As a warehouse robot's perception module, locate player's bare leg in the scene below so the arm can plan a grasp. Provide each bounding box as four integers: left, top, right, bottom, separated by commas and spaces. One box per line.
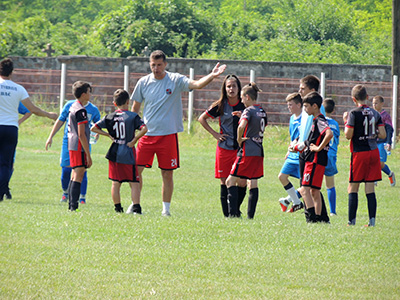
161, 169, 173, 216
111, 181, 123, 212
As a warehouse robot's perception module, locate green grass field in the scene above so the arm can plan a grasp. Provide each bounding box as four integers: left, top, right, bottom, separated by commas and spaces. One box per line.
1, 118, 399, 299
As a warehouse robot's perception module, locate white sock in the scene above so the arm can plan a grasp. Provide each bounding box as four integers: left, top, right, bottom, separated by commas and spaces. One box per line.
80, 194, 86, 200
162, 202, 170, 212
287, 187, 301, 205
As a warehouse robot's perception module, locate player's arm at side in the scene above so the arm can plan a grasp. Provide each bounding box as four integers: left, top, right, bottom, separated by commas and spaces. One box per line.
78, 122, 92, 168
45, 119, 65, 150
18, 112, 32, 125
377, 124, 386, 140
237, 119, 248, 147
127, 125, 148, 148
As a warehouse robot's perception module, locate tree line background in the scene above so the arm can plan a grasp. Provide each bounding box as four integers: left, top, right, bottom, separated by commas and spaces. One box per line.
0, 0, 391, 65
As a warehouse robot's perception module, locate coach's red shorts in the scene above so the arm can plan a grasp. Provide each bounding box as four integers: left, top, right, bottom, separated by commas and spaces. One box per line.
302, 162, 325, 189
349, 149, 381, 183
230, 156, 263, 179
136, 134, 179, 170
215, 146, 238, 178
69, 144, 88, 169
109, 161, 139, 183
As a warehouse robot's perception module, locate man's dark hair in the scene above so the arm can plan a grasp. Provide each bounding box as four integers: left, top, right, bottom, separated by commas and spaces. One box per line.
72, 81, 92, 99
150, 50, 166, 62
0, 58, 14, 77
323, 98, 335, 114
300, 75, 320, 92
303, 91, 323, 108
113, 89, 130, 106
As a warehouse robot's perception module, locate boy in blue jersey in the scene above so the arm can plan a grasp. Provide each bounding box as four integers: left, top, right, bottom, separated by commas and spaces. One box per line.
323, 99, 340, 216
45, 91, 100, 204
278, 93, 304, 213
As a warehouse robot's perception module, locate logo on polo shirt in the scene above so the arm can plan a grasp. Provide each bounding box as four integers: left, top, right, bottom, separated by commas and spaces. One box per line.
166, 89, 172, 95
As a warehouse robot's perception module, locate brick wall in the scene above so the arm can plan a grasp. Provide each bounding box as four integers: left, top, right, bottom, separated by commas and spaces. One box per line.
9, 56, 399, 135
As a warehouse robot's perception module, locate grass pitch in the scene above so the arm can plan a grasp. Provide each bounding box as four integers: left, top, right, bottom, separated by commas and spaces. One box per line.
1, 118, 399, 299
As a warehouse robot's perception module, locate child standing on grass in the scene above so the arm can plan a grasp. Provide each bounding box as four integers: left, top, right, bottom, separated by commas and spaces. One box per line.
67, 81, 93, 211
344, 85, 386, 227
292, 92, 333, 223
372, 95, 395, 187
278, 92, 304, 213
322, 98, 340, 216
91, 89, 147, 214
226, 82, 267, 219
198, 74, 247, 217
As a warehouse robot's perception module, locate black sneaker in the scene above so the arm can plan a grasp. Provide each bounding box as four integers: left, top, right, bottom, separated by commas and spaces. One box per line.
288, 202, 304, 213
5, 190, 12, 200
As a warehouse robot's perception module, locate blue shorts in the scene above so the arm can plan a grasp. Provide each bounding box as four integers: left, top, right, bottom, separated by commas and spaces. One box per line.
60, 140, 70, 167
324, 155, 338, 176
280, 159, 300, 179
377, 143, 387, 163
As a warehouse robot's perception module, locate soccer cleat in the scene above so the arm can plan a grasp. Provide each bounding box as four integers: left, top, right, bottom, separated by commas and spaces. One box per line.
389, 171, 396, 187
279, 197, 291, 212
79, 198, 86, 204
126, 203, 142, 214
60, 193, 68, 202
287, 202, 304, 213
330, 212, 337, 216
5, 190, 12, 200
365, 217, 376, 227
161, 211, 171, 217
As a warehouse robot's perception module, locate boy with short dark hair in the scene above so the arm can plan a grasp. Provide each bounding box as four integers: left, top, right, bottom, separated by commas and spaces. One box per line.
91, 89, 147, 213
344, 85, 386, 227
323, 98, 340, 215
292, 92, 333, 223
372, 95, 395, 187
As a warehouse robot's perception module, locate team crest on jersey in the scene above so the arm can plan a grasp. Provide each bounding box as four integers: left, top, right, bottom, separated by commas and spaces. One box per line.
166, 89, 172, 95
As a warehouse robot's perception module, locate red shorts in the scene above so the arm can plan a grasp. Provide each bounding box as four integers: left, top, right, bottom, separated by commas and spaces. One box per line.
136, 134, 179, 170
230, 156, 263, 179
349, 149, 381, 182
109, 161, 139, 183
215, 146, 238, 178
302, 162, 325, 189
69, 144, 88, 169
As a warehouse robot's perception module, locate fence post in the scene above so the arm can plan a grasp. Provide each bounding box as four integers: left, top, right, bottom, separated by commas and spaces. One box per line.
59, 63, 66, 114
124, 65, 129, 92
250, 70, 256, 83
188, 68, 195, 133
392, 75, 398, 149
320, 72, 326, 99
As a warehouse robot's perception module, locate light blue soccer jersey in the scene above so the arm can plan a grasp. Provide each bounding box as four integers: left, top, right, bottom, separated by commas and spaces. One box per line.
130, 71, 190, 136
59, 100, 100, 167
286, 113, 302, 163
326, 117, 340, 157
299, 104, 325, 142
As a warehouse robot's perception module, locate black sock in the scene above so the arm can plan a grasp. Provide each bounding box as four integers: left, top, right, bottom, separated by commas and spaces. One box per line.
220, 185, 229, 217
247, 188, 259, 219
237, 186, 247, 216
305, 207, 316, 223
320, 192, 330, 223
67, 180, 72, 209
69, 181, 81, 211
227, 186, 239, 217
133, 204, 142, 214
366, 193, 377, 220
348, 192, 358, 225
114, 203, 123, 213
